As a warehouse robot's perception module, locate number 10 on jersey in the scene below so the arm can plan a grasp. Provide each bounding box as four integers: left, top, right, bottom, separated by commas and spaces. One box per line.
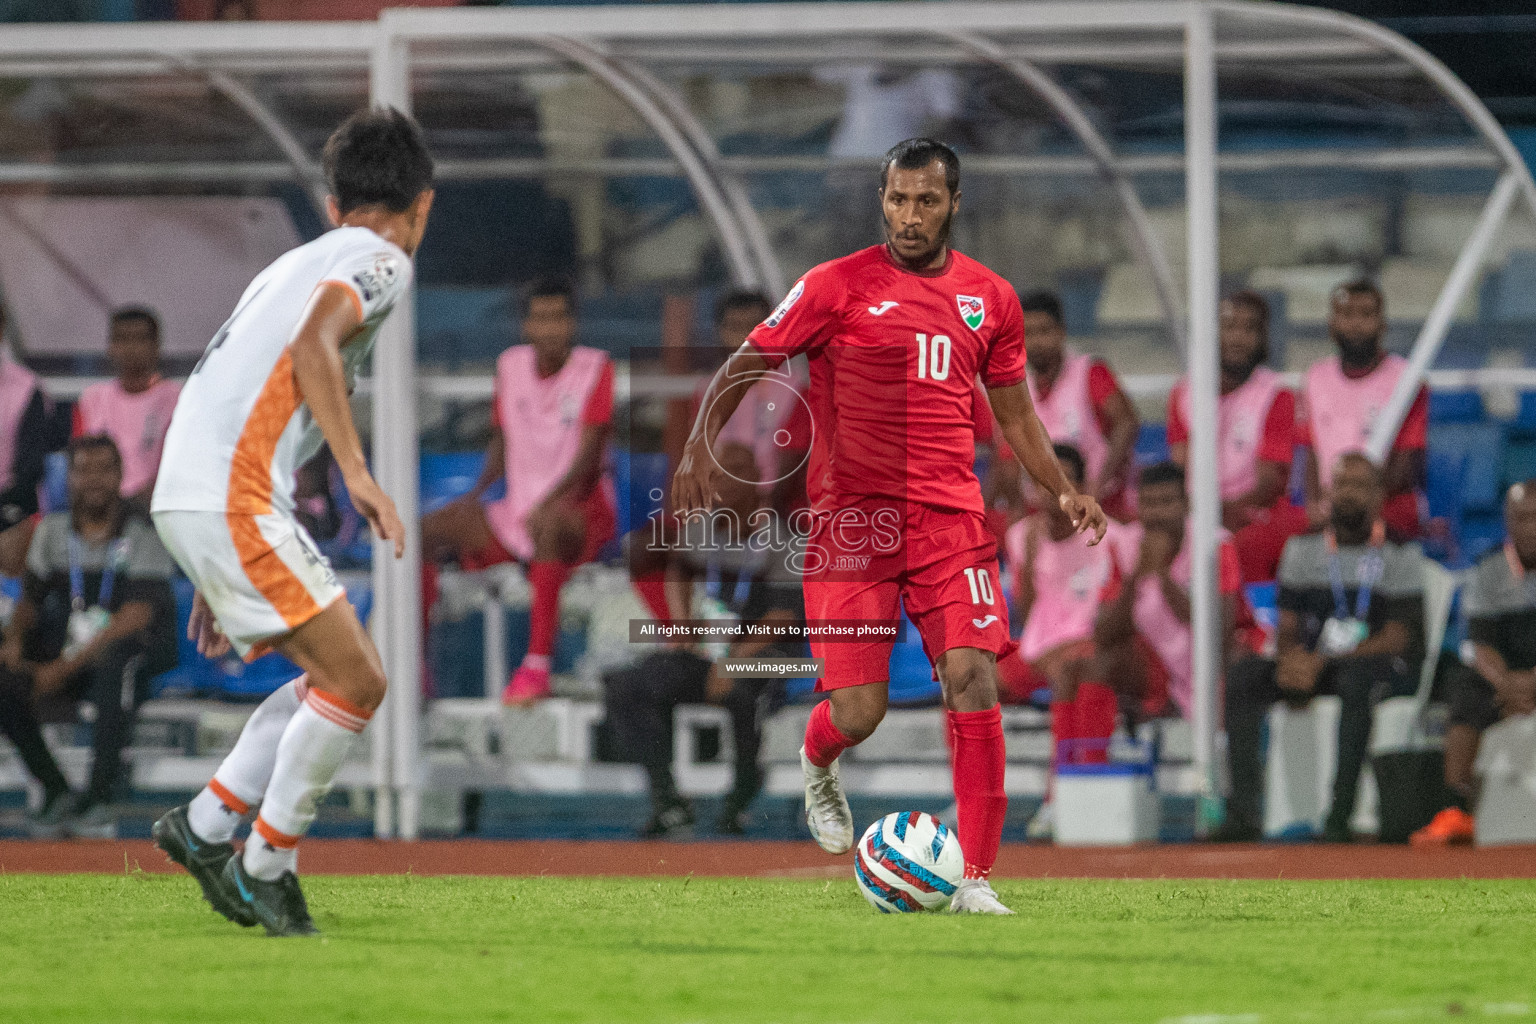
915, 332, 951, 381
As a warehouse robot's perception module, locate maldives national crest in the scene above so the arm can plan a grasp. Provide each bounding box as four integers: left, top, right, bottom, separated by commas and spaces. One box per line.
956, 294, 985, 331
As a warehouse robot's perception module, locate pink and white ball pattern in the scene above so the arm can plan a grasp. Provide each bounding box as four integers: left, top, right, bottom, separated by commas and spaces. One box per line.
853, 811, 964, 913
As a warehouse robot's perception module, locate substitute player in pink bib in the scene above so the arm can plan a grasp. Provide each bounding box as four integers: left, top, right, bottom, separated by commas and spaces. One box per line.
674, 139, 1107, 914
1095, 462, 1254, 721
73, 307, 181, 509
421, 278, 616, 705
1297, 279, 1427, 541
1167, 290, 1307, 583
996, 443, 1136, 839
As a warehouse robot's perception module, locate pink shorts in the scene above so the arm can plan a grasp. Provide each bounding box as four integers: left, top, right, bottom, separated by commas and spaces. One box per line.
803, 503, 1015, 690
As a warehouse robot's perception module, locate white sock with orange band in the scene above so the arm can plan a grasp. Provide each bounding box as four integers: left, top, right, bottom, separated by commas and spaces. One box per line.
187, 675, 311, 844
243, 684, 372, 881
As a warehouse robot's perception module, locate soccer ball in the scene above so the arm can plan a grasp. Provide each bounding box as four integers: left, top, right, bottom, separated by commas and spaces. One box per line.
853, 811, 963, 913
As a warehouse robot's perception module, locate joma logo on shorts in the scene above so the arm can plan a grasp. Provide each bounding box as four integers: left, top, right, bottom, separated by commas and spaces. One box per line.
833, 555, 872, 571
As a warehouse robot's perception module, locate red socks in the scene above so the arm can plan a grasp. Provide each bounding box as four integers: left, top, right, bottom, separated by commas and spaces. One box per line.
948, 705, 1007, 880
1074, 682, 1118, 764
803, 699, 854, 768
1050, 683, 1118, 767
526, 560, 569, 663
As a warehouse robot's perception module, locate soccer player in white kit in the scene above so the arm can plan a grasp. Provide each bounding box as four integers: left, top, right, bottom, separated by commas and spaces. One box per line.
149, 108, 434, 936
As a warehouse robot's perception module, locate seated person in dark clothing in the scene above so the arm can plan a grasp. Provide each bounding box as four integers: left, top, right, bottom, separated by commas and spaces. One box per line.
0, 435, 177, 836
1216, 453, 1425, 843
1412, 481, 1536, 846
605, 443, 804, 838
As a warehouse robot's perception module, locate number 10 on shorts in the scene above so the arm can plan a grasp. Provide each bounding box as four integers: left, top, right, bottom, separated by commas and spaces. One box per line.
962, 567, 995, 605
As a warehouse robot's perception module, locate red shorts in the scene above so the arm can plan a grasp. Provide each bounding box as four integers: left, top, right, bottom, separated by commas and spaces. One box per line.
459, 489, 616, 572
804, 503, 1015, 690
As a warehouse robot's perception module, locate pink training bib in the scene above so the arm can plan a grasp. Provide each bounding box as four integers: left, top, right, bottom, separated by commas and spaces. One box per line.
484, 345, 613, 560
76, 377, 181, 497
1303, 354, 1407, 487
1172, 366, 1283, 501
1126, 520, 1233, 719
701, 368, 803, 488
1007, 517, 1132, 662
1029, 351, 1110, 488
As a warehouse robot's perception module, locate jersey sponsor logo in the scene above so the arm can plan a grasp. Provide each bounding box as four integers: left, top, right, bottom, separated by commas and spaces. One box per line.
764, 280, 805, 328
867, 300, 899, 316
971, 614, 999, 629
956, 294, 985, 331
351, 252, 402, 307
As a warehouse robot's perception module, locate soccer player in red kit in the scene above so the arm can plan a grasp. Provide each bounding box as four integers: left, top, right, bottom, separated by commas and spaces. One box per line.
674, 139, 1106, 914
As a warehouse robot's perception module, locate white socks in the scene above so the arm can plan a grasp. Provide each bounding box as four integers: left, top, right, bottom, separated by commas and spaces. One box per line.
245, 685, 370, 881
187, 676, 308, 845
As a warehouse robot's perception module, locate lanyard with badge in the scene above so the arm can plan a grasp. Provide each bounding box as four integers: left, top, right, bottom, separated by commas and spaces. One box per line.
1317, 523, 1385, 657
64, 533, 128, 658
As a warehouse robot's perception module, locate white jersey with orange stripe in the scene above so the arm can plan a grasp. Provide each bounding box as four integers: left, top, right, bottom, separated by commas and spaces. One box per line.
152, 225, 411, 518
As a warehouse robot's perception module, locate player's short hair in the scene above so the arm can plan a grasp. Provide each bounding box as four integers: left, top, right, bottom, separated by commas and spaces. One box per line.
1052, 443, 1086, 487
1222, 289, 1270, 363
110, 305, 160, 342
68, 434, 122, 471
522, 277, 576, 317
1330, 277, 1383, 314
322, 107, 434, 215
879, 138, 960, 196
1019, 290, 1064, 326
1138, 460, 1186, 494
714, 289, 772, 325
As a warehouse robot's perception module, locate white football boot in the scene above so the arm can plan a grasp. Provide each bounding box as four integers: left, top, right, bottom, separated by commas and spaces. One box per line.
949, 878, 1016, 915
800, 746, 854, 854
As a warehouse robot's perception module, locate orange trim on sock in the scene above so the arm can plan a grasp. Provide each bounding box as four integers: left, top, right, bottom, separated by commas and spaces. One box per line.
307, 685, 373, 724
207, 778, 249, 817
253, 815, 300, 850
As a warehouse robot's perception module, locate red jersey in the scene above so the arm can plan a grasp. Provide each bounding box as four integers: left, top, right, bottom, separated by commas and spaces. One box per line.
747, 245, 1026, 514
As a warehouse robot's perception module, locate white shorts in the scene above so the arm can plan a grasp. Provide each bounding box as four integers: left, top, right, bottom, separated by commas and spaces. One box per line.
153, 510, 345, 661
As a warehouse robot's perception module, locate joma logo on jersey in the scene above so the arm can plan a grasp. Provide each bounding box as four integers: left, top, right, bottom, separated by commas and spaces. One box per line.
956, 295, 985, 331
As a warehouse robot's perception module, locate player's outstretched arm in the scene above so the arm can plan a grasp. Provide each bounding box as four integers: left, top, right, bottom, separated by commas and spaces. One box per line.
290, 282, 405, 558
988, 381, 1107, 545
671, 342, 774, 513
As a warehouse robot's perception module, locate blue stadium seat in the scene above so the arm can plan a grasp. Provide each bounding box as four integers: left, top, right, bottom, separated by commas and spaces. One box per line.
1134, 423, 1169, 468
614, 449, 670, 538
1428, 390, 1484, 424
1424, 444, 1466, 560
1459, 513, 1506, 565
887, 612, 942, 706
149, 577, 221, 697
419, 451, 504, 514
1429, 422, 1505, 515
1514, 392, 1536, 435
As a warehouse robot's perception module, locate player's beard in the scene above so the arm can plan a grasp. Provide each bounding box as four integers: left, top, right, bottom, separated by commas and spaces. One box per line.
884, 206, 954, 268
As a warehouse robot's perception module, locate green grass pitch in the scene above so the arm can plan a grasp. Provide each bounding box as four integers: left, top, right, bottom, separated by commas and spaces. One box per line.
2, 873, 1534, 1023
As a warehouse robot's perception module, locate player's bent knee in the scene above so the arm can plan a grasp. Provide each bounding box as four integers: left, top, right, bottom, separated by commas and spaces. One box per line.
829, 688, 886, 743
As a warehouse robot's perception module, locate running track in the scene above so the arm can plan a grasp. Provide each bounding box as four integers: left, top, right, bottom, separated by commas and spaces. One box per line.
1, 840, 1534, 879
